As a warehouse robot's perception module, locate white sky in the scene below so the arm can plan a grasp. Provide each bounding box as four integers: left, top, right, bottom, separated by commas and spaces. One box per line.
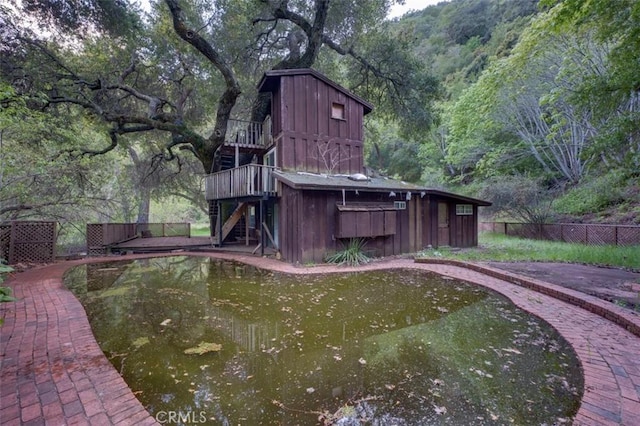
135, 1, 444, 20
388, 0, 446, 19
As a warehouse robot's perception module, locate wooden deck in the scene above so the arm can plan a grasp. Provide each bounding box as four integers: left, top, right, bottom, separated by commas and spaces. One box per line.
204, 164, 276, 200
109, 236, 277, 256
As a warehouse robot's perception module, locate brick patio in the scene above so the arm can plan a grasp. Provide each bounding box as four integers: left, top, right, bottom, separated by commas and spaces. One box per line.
1, 253, 639, 425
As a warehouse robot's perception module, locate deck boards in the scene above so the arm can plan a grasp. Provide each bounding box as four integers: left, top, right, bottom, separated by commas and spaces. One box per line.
110, 236, 277, 256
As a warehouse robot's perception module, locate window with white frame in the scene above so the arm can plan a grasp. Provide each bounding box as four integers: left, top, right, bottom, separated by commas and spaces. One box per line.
456, 204, 473, 215
394, 201, 407, 210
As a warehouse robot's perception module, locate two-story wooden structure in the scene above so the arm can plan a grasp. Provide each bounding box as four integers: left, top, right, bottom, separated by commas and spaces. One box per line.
204, 68, 490, 264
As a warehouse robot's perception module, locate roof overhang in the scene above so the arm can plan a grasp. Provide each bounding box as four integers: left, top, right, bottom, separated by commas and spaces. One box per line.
274, 171, 492, 206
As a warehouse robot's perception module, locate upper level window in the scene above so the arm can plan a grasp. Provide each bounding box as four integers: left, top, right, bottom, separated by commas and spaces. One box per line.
456, 204, 473, 215
331, 102, 346, 120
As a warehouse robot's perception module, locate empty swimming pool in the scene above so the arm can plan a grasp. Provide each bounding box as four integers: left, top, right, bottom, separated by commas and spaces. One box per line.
64, 256, 582, 425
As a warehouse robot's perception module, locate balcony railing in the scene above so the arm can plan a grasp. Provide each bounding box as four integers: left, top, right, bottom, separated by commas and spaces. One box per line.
224, 116, 272, 149
204, 164, 277, 200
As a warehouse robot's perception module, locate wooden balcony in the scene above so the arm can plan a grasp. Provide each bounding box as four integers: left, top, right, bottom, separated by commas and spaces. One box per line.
224, 116, 272, 150
204, 164, 277, 200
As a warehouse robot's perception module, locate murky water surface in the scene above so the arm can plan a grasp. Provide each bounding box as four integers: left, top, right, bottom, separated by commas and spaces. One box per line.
64, 256, 582, 425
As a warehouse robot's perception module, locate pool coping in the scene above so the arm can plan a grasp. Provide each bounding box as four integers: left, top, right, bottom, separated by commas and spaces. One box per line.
0, 252, 639, 425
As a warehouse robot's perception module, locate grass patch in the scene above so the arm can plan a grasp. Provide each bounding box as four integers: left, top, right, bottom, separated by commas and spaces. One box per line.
418, 233, 640, 270
190, 223, 210, 237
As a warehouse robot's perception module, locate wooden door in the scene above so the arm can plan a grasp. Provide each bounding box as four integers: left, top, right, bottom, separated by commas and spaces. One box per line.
437, 202, 450, 247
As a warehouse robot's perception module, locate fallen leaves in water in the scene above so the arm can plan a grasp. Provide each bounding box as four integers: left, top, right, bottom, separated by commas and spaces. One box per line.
132, 336, 150, 349
184, 342, 222, 355
433, 405, 447, 415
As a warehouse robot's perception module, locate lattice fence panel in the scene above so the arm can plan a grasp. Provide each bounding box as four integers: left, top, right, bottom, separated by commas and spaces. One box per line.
506, 223, 540, 239
523, 224, 542, 240
2, 221, 57, 264
484, 222, 640, 246
616, 226, 640, 247
559, 224, 587, 244
505, 223, 521, 238
86, 224, 106, 256
585, 225, 615, 246
0, 224, 10, 262
542, 224, 563, 241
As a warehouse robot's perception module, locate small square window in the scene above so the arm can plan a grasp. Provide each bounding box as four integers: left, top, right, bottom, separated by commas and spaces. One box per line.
394, 201, 406, 210
331, 102, 345, 120
456, 204, 473, 215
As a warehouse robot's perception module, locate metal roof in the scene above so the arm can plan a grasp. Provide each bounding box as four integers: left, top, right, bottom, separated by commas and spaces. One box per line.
274, 171, 492, 206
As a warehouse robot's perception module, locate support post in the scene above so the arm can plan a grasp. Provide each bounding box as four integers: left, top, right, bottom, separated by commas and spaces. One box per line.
217, 201, 223, 247
260, 200, 264, 256
245, 204, 250, 246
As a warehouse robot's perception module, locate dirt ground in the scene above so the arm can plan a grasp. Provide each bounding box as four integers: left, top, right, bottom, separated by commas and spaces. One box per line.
483, 261, 640, 310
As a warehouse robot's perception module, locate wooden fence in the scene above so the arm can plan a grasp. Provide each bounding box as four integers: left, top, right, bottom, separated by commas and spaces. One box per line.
480, 222, 640, 247
86, 223, 191, 256
0, 221, 57, 264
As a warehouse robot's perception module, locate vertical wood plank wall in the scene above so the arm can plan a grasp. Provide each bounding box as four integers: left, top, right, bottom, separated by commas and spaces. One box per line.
278, 188, 480, 264
275, 74, 365, 174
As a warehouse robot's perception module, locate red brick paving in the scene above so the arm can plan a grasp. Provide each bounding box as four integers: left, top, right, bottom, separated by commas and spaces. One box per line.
1, 253, 639, 425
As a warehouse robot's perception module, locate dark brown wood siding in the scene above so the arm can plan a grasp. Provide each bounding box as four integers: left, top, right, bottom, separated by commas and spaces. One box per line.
449, 204, 479, 247
278, 184, 299, 262
336, 209, 396, 238
273, 74, 365, 174
277, 134, 363, 174
271, 86, 282, 137
278, 185, 337, 264
277, 187, 482, 264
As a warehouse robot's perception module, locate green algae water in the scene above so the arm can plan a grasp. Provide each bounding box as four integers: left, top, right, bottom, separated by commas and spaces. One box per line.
64, 256, 582, 425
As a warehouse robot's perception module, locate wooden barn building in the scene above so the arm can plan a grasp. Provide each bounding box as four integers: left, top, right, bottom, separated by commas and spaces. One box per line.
204, 68, 490, 264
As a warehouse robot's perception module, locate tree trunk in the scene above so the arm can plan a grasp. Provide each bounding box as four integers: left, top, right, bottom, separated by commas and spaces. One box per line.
137, 187, 151, 225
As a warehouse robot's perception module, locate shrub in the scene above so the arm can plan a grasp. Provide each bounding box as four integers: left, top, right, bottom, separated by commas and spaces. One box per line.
554, 172, 626, 215
325, 238, 371, 266
478, 175, 556, 224
1, 260, 16, 325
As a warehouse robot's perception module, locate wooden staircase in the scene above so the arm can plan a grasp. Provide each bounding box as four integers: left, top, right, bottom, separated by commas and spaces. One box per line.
212, 202, 247, 245
220, 153, 235, 170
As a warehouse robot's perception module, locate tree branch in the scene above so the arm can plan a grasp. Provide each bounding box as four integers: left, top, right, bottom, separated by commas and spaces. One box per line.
165, 0, 241, 170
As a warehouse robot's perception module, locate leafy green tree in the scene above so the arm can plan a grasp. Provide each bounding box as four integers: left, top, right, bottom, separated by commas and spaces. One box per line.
394, 0, 540, 188
365, 121, 423, 183
540, 0, 640, 171
0, 84, 140, 251
1, 0, 437, 177
447, 10, 627, 185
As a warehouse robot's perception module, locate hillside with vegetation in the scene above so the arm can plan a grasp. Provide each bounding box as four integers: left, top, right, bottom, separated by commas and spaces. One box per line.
373, 0, 639, 225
